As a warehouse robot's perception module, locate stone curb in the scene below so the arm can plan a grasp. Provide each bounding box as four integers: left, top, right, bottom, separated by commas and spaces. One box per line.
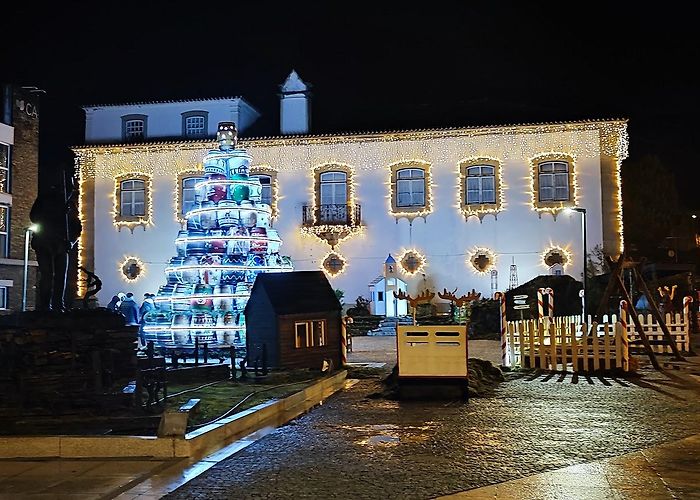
0, 370, 348, 459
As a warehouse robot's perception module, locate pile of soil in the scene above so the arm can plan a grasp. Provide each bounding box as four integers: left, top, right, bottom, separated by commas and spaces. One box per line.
367, 358, 505, 400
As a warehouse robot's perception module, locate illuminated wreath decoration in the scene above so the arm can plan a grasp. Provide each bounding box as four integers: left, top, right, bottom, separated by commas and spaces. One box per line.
542, 246, 570, 268
322, 252, 347, 277
469, 248, 496, 274
119, 256, 145, 282
398, 249, 426, 275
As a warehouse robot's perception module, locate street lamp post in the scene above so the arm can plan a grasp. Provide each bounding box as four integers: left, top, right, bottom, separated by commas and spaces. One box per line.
22, 224, 39, 311
567, 208, 587, 317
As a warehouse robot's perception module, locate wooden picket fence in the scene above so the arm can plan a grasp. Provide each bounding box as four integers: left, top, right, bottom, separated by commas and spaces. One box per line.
618, 311, 691, 354
505, 319, 629, 373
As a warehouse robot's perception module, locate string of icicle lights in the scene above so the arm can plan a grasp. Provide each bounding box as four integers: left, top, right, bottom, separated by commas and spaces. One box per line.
74, 121, 628, 180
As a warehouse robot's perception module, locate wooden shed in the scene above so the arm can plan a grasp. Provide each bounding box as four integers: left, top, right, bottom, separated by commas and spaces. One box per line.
244, 271, 342, 370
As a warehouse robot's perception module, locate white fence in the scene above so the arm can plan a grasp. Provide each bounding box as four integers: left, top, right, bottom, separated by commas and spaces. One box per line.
505, 319, 628, 372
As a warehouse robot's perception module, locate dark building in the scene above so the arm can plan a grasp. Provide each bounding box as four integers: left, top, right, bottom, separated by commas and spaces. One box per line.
244, 271, 342, 370
0, 85, 41, 311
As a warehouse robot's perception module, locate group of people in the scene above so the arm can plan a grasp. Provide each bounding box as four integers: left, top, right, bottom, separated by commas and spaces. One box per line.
106, 292, 156, 346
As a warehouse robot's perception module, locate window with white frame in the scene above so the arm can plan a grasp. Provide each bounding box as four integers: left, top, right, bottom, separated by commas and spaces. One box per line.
251, 174, 272, 205
119, 179, 146, 217
0, 286, 7, 309
466, 165, 496, 204
396, 168, 425, 207
318, 171, 348, 223
185, 115, 206, 137
0, 143, 9, 193
181, 176, 204, 215
320, 172, 347, 205
294, 320, 327, 348
538, 161, 570, 202
0, 205, 8, 259
125, 119, 144, 139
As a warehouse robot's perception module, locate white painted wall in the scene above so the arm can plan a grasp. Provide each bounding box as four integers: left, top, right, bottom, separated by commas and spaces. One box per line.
84, 99, 260, 143
0, 123, 14, 145
87, 129, 605, 308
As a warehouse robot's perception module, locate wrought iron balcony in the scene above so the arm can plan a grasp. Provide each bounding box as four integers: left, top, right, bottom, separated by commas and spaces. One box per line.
302, 204, 362, 227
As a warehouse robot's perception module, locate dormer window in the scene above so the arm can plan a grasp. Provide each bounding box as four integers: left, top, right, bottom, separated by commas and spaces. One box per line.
182, 111, 209, 138
121, 114, 147, 141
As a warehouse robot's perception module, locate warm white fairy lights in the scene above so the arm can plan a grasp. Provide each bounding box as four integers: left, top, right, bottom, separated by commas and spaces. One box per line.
113, 172, 153, 230
300, 162, 362, 247
541, 245, 572, 269
322, 251, 347, 277
74, 120, 628, 180
119, 255, 146, 282
457, 156, 505, 221
397, 248, 427, 275
468, 247, 497, 274
175, 169, 204, 223
73, 119, 628, 292
250, 165, 280, 219
529, 152, 578, 216
387, 160, 433, 220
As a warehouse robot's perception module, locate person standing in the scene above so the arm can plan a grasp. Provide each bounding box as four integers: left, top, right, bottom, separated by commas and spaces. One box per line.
106, 295, 121, 312
138, 293, 156, 346
119, 292, 140, 326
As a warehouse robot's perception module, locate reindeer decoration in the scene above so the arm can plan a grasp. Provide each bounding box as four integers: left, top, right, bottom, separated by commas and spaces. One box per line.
438, 288, 482, 324
393, 289, 435, 321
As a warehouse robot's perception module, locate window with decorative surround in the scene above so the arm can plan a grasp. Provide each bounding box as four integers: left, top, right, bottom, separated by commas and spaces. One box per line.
459, 158, 502, 220
178, 173, 205, 220
121, 114, 147, 141
530, 153, 576, 212
182, 111, 209, 138
301, 163, 361, 249
114, 174, 151, 227
389, 161, 432, 220
250, 166, 279, 218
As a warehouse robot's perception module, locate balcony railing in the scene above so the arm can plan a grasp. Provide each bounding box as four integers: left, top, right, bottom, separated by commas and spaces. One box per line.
302, 204, 362, 226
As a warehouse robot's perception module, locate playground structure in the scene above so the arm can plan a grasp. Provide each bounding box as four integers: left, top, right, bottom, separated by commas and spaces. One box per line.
493, 254, 695, 372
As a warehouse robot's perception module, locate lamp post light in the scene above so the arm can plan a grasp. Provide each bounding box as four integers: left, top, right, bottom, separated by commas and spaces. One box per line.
566, 208, 587, 317
22, 224, 39, 311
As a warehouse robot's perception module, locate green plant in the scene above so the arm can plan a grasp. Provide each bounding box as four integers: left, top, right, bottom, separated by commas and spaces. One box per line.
334, 289, 345, 305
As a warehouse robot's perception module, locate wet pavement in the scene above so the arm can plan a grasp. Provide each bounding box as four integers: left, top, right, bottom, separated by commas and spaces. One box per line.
0, 458, 173, 499
165, 338, 700, 500
442, 433, 700, 499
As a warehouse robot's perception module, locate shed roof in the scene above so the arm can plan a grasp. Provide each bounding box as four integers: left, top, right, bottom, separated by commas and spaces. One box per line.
246, 271, 341, 316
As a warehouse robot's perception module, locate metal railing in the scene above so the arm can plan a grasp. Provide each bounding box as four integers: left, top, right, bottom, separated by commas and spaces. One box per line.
302, 204, 361, 226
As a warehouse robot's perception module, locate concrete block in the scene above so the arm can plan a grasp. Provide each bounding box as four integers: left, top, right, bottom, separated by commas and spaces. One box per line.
0, 437, 60, 458
58, 436, 175, 458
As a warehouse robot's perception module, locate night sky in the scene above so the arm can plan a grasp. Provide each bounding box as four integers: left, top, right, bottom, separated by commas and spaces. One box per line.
2, 3, 698, 204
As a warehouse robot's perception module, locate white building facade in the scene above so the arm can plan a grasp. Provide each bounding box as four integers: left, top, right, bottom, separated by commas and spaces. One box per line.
74, 117, 627, 306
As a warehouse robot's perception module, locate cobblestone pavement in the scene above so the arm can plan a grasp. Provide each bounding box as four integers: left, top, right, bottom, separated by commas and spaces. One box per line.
167, 338, 700, 500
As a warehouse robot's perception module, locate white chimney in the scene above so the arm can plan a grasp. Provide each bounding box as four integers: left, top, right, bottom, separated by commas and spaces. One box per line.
279, 70, 311, 135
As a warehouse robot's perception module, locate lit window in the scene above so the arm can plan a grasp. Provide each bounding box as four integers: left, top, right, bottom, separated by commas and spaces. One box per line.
251, 174, 272, 205
318, 171, 348, 223
0, 286, 7, 309
0, 205, 8, 258
538, 161, 570, 202
466, 166, 496, 204
119, 179, 146, 217
185, 116, 206, 137
294, 320, 327, 348
0, 143, 9, 194
396, 168, 425, 207
181, 176, 204, 215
